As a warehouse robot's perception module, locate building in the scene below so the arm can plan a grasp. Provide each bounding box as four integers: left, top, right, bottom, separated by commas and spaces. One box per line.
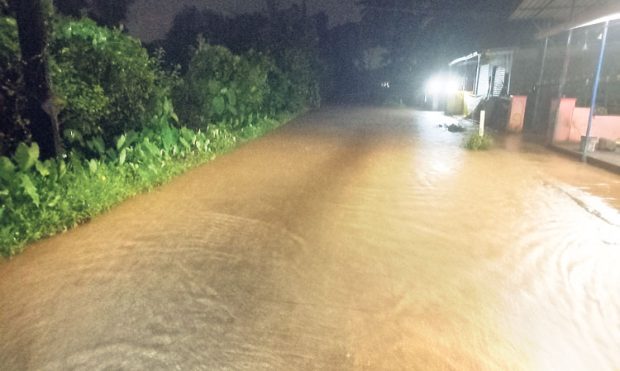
511, 0, 620, 161
449, 1, 620, 163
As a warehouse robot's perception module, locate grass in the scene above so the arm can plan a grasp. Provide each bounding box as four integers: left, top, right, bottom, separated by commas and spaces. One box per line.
0, 112, 295, 257
465, 132, 493, 151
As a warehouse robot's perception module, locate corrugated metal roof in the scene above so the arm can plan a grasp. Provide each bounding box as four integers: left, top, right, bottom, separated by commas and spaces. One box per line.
510, 0, 613, 21
537, 2, 620, 37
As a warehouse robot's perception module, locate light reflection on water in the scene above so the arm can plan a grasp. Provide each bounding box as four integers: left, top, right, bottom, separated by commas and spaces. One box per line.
0, 107, 618, 370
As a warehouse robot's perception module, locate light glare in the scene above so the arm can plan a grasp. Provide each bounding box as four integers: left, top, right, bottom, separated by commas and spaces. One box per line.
425, 74, 461, 96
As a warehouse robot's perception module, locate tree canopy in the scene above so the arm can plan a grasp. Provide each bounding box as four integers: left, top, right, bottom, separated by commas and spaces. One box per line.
53, 0, 134, 27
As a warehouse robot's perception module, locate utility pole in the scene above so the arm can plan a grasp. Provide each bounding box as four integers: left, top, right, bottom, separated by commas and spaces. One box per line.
582, 21, 610, 162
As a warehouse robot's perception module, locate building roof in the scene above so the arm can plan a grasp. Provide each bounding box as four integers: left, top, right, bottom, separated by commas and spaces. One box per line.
510, 0, 613, 22
511, 0, 620, 37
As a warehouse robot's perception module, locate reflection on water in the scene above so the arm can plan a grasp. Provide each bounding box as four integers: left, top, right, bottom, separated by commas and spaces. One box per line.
1, 107, 619, 370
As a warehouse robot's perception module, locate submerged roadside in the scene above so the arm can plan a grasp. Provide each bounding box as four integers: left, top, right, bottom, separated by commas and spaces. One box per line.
549, 142, 620, 175
0, 111, 300, 257
1, 107, 618, 370
1, 13, 321, 257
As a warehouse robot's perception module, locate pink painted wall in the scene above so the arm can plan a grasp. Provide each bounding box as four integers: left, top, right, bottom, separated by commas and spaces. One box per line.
552, 98, 620, 142
507, 96, 527, 133
552, 98, 576, 142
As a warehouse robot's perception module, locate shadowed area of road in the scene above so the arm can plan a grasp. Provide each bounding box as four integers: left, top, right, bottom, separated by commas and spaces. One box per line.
1, 107, 619, 370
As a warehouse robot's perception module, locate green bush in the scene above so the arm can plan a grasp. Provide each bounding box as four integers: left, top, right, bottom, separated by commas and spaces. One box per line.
0, 16, 175, 153
274, 47, 321, 111
263, 47, 321, 114
0, 107, 288, 256
265, 63, 293, 114
465, 133, 493, 151
50, 18, 172, 145
0, 15, 313, 256
174, 41, 322, 130
174, 41, 271, 130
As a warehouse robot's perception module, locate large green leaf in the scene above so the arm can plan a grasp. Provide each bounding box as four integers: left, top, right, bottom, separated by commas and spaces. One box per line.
115, 134, 126, 151
119, 148, 127, 165
212, 96, 225, 115
207, 80, 221, 95
19, 174, 40, 206
170, 111, 179, 124
13, 143, 39, 171
125, 131, 139, 148
87, 136, 106, 156
58, 160, 67, 179
88, 159, 98, 174
47, 195, 61, 208
226, 89, 237, 107
179, 137, 191, 150
143, 139, 160, 157
0, 156, 16, 181
160, 125, 177, 151
35, 161, 51, 177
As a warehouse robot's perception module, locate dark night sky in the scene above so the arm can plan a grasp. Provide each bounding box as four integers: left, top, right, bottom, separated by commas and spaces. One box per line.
127, 0, 361, 42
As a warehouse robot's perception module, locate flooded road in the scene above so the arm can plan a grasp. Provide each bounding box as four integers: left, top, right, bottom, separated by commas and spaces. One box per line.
1, 107, 619, 370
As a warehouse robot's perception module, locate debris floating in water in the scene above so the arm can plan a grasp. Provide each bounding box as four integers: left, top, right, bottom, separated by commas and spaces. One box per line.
447, 123, 466, 133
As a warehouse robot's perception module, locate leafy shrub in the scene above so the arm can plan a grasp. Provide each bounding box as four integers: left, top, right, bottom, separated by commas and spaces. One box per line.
262, 47, 322, 114
50, 18, 171, 145
272, 47, 321, 111
265, 64, 293, 114
0, 107, 289, 256
174, 40, 322, 131
465, 133, 493, 151
0, 16, 175, 153
0, 15, 309, 256
174, 41, 271, 130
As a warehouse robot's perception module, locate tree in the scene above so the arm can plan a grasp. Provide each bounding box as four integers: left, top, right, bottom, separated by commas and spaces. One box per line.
319, 22, 370, 101
162, 7, 229, 69
53, 0, 134, 27
53, 0, 88, 17
264, 0, 279, 20
357, 0, 520, 61
355, 0, 514, 102
13, 0, 62, 159
1, 0, 10, 14
89, 0, 134, 27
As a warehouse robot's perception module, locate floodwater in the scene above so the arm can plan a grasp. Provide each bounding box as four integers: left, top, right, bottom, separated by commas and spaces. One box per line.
1, 107, 619, 370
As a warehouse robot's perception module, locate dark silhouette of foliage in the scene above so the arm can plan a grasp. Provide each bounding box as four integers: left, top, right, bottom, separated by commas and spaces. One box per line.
319, 22, 365, 102
353, 0, 526, 103
53, 0, 134, 27
53, 0, 87, 17
0, 16, 27, 155
89, 0, 134, 27
1, 0, 11, 15
160, 3, 323, 106
160, 7, 231, 69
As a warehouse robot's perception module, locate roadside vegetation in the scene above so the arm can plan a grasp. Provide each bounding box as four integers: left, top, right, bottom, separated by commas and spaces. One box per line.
465, 132, 494, 151
0, 4, 320, 256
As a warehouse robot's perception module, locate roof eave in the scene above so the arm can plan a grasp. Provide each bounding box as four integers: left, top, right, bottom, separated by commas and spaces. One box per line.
535, 2, 620, 38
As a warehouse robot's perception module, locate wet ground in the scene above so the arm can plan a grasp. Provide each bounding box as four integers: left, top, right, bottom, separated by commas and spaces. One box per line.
1, 107, 619, 370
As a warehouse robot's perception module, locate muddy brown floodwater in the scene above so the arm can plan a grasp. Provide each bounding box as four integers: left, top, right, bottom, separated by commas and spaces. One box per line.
1, 107, 619, 370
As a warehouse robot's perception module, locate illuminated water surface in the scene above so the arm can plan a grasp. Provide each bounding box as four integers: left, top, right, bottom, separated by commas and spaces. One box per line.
1, 107, 619, 370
